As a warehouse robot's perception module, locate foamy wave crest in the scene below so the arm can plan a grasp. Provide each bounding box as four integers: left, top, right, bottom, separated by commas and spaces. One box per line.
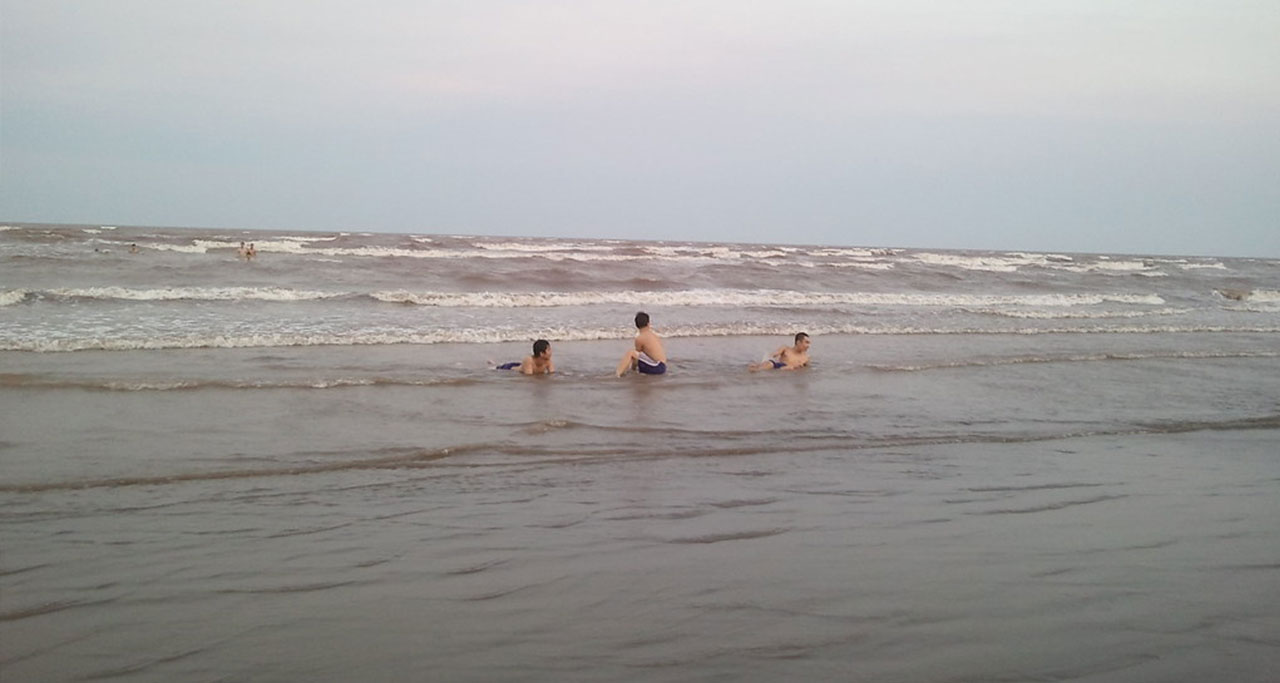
46, 286, 345, 302
8, 323, 1280, 352
368, 289, 1166, 308
811, 247, 900, 258
1249, 289, 1280, 303
1055, 260, 1157, 274
1179, 262, 1227, 270
270, 235, 341, 243
0, 289, 29, 306
963, 307, 1190, 320
1226, 303, 1280, 313
473, 241, 614, 252
6, 328, 621, 352
148, 243, 209, 254
1006, 251, 1074, 263
824, 262, 895, 270
912, 253, 1025, 272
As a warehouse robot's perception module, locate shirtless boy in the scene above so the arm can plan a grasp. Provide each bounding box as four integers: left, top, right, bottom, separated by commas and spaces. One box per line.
497, 339, 555, 375
749, 332, 811, 371
616, 311, 667, 376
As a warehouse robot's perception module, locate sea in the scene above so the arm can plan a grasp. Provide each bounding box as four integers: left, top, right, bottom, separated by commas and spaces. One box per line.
2, 223, 1278, 682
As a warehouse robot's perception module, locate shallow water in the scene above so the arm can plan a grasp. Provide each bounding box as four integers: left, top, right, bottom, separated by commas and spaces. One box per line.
2, 225, 1278, 680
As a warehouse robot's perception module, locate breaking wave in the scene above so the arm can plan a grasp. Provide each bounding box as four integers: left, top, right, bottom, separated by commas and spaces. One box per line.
37, 286, 346, 302
367, 289, 1167, 308
7, 323, 1278, 352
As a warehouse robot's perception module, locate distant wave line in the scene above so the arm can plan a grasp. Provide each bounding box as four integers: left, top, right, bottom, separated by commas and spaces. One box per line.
0, 286, 1168, 308
5, 323, 1278, 352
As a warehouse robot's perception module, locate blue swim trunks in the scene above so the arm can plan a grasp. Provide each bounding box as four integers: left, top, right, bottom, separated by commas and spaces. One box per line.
496, 361, 521, 370
637, 352, 667, 375
771, 360, 786, 369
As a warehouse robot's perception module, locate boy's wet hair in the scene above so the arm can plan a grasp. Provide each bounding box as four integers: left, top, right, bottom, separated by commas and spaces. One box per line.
635, 312, 650, 329
533, 339, 550, 356
795, 332, 809, 344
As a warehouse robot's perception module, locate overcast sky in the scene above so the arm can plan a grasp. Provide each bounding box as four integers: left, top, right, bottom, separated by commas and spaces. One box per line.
3, 1, 1277, 256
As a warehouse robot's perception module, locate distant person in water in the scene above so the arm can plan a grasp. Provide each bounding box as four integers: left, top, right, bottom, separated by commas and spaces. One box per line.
245, 243, 257, 260
129, 243, 140, 254
750, 332, 811, 371
237, 242, 248, 259
496, 339, 555, 375
616, 311, 667, 376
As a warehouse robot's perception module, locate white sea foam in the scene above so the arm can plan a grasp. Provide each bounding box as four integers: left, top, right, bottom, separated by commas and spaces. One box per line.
964, 307, 1190, 320
46, 286, 344, 302
810, 247, 899, 258
1225, 303, 1280, 313
1178, 262, 1227, 270
8, 323, 1279, 352
1248, 289, 1280, 303
81, 228, 102, 234
368, 289, 1166, 308
117, 237, 829, 264
0, 289, 28, 306
271, 235, 340, 242
911, 253, 1023, 272
824, 262, 896, 270
473, 241, 615, 252
148, 243, 210, 254
1054, 260, 1157, 274
1005, 251, 1074, 263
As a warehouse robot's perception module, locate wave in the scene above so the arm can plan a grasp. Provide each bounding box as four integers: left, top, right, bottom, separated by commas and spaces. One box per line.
0, 374, 482, 392
869, 350, 1280, 372
5, 414, 1276, 492
0, 289, 28, 306
38, 286, 346, 302
112, 237, 906, 265
7, 323, 1278, 352
822, 261, 895, 270
1179, 262, 1227, 270
367, 288, 1167, 308
0, 445, 474, 492
1217, 288, 1280, 310
1053, 260, 1161, 274
473, 240, 615, 253
961, 307, 1190, 320
911, 252, 1039, 272
12, 286, 1165, 308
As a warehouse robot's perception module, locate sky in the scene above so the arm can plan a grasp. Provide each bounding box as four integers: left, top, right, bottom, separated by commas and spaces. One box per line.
2, 1, 1278, 257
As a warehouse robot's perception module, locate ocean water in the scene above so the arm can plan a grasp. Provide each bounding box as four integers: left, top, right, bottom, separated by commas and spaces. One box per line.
2, 223, 1278, 681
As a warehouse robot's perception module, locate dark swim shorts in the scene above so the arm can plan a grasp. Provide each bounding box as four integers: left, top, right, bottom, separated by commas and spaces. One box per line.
496, 361, 521, 370
637, 358, 667, 375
